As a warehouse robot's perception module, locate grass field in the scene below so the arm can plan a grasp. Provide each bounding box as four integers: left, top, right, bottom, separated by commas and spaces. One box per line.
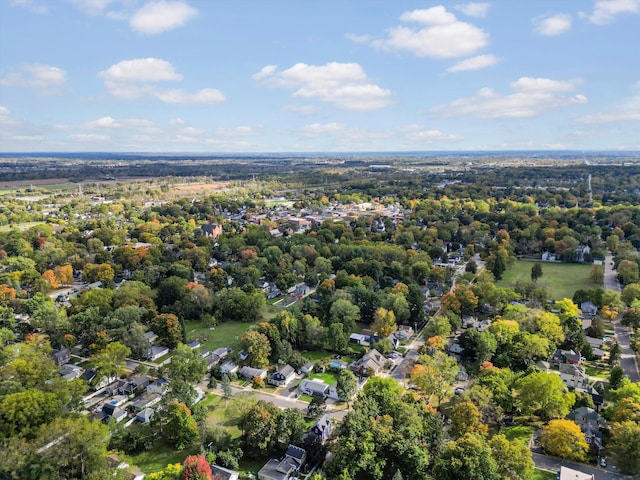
310, 371, 339, 385
185, 319, 256, 352
497, 260, 596, 300
533, 469, 556, 480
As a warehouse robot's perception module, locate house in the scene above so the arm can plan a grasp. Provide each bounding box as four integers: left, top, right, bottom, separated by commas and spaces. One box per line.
269, 364, 296, 387
146, 378, 169, 395
552, 349, 581, 366
239, 366, 267, 381
220, 361, 239, 375
307, 414, 332, 443
100, 403, 128, 423
143, 331, 158, 344
299, 361, 314, 374
122, 375, 150, 394
580, 301, 598, 318
204, 353, 222, 368
238, 350, 249, 361
201, 223, 223, 239
212, 347, 230, 360
105, 380, 128, 396
349, 348, 386, 376
210, 464, 239, 480
559, 363, 589, 390
258, 445, 307, 480
147, 345, 169, 361
349, 333, 370, 346
60, 364, 83, 381
135, 407, 154, 423
186, 341, 201, 350
395, 325, 414, 339
559, 466, 594, 480
52, 347, 70, 366
299, 379, 330, 397
567, 407, 606, 430
131, 394, 161, 412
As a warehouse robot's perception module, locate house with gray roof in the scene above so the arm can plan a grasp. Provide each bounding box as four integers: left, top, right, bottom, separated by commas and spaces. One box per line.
239, 366, 267, 381
269, 364, 296, 387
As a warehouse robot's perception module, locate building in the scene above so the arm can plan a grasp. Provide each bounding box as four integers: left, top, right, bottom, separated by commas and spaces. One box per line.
258, 445, 307, 480
580, 301, 598, 318
210, 464, 239, 480
147, 345, 169, 361
52, 347, 70, 366
307, 414, 332, 443
299, 379, 330, 397
201, 223, 223, 239
558, 466, 594, 480
269, 364, 296, 387
220, 361, 239, 375
349, 349, 386, 376
239, 366, 267, 381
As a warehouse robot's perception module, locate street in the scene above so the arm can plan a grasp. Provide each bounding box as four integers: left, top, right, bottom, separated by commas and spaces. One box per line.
532, 453, 630, 480
604, 253, 640, 382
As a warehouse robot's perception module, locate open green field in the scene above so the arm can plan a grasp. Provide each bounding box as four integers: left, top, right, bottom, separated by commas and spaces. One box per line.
498, 260, 596, 300
185, 319, 255, 352
310, 371, 339, 385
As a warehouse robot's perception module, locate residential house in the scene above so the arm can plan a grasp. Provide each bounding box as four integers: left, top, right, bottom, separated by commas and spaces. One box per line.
395, 325, 414, 339
580, 301, 598, 318
135, 408, 154, 423
567, 407, 606, 454
98, 403, 127, 423
210, 464, 239, 480
60, 364, 83, 381
52, 347, 70, 366
269, 364, 296, 387
239, 366, 267, 381
131, 394, 161, 413
559, 466, 593, 480
204, 352, 222, 368
212, 347, 230, 360
559, 363, 589, 390
105, 454, 145, 480
307, 414, 332, 443
143, 331, 158, 344
349, 349, 387, 376
349, 333, 370, 346
552, 349, 582, 366
258, 445, 307, 480
147, 345, 169, 361
121, 375, 150, 395
186, 341, 201, 350
299, 379, 330, 397
201, 223, 223, 239
146, 378, 168, 395
299, 361, 313, 374
220, 361, 239, 375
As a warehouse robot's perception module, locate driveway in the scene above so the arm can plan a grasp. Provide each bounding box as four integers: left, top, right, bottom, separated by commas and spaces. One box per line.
605, 254, 640, 382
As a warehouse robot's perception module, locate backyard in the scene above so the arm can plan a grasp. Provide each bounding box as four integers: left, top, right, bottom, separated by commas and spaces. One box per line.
497, 260, 596, 301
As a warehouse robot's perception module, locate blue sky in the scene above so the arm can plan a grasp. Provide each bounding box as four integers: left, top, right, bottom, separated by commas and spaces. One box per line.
0, 0, 639, 152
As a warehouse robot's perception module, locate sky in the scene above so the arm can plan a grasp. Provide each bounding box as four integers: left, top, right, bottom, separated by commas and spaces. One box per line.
0, 0, 639, 153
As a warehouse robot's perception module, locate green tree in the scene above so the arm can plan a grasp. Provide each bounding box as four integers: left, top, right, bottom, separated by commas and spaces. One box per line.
239, 400, 279, 455
275, 408, 307, 447
240, 330, 272, 368
609, 365, 625, 390
371, 307, 397, 338
540, 419, 589, 462
165, 402, 199, 450
514, 372, 575, 420
0, 388, 62, 438
410, 352, 459, 404
336, 369, 358, 407
448, 401, 487, 438
166, 343, 208, 384
91, 341, 131, 383
151, 313, 184, 348
609, 421, 640, 475
622, 283, 640, 305
433, 433, 499, 480
329, 298, 360, 333
531, 263, 542, 283
221, 374, 233, 407
489, 433, 534, 480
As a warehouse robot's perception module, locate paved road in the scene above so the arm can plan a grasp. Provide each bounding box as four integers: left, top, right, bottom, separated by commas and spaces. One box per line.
604, 253, 640, 382
532, 453, 630, 480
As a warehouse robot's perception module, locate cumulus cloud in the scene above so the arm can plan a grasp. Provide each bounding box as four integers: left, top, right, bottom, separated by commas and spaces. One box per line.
364, 5, 489, 58
533, 13, 572, 36
99, 58, 224, 104
130, 1, 198, 34
0, 63, 67, 93
400, 125, 463, 143
453, 2, 490, 18
581, 0, 640, 24
577, 83, 640, 123
432, 77, 587, 119
83, 116, 156, 129
254, 62, 392, 111
447, 54, 500, 72
68, 133, 111, 142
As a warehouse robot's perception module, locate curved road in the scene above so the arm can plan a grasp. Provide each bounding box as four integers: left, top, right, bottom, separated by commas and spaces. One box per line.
604, 254, 640, 382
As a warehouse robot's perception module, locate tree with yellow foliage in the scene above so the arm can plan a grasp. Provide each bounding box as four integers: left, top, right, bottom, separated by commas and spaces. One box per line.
540, 419, 588, 462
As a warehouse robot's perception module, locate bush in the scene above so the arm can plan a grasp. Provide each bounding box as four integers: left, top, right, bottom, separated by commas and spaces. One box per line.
252, 376, 265, 388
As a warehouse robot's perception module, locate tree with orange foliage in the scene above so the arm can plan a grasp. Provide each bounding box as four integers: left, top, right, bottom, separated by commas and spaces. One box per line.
0, 284, 16, 305
54, 265, 73, 286
181, 455, 212, 480
602, 305, 619, 321
42, 269, 59, 290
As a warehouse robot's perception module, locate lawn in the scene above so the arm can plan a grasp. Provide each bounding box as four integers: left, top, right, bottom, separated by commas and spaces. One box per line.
585, 364, 608, 378
310, 371, 339, 385
500, 425, 533, 446
185, 319, 255, 352
497, 260, 596, 301
131, 441, 199, 473
533, 469, 557, 480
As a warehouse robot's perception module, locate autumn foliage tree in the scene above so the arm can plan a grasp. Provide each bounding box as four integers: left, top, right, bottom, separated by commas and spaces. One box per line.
540, 420, 588, 462
181, 455, 212, 480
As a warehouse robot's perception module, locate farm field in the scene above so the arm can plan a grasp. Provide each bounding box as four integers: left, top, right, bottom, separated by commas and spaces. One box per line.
497, 260, 596, 301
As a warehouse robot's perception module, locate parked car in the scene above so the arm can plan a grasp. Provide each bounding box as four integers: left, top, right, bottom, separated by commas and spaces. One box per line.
454, 387, 465, 395
600, 457, 606, 467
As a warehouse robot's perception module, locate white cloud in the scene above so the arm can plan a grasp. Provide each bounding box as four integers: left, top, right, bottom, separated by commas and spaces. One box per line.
432, 77, 587, 119
577, 85, 640, 123
68, 133, 111, 142
401, 125, 463, 142
581, 0, 640, 24
368, 5, 489, 58
454, 2, 490, 18
99, 58, 224, 104
10, 0, 48, 14
283, 104, 317, 115
130, 1, 198, 34
533, 13, 572, 36
0, 63, 67, 93
169, 118, 186, 126
100, 58, 183, 83
0, 106, 21, 127
214, 126, 261, 137
83, 116, 156, 129
447, 54, 500, 72
154, 88, 225, 104
69, 0, 119, 16
344, 33, 375, 44
254, 62, 392, 111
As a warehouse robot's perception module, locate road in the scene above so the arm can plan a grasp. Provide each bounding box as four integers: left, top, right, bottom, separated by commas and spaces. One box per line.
604, 254, 640, 382
532, 453, 630, 480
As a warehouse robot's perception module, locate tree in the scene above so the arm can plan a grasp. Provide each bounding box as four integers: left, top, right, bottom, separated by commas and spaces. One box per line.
275, 408, 307, 447
590, 264, 604, 284
221, 374, 233, 407
0, 388, 62, 437
54, 264, 74, 286
609, 365, 625, 390
371, 307, 397, 338
618, 260, 639, 285
240, 330, 272, 368
514, 372, 575, 420
531, 263, 542, 283
610, 341, 622, 365
489, 433, 534, 480
329, 298, 360, 333
336, 369, 358, 407
91, 341, 131, 383
622, 283, 640, 306
448, 401, 488, 438
410, 352, 459, 404
540, 420, 589, 462
622, 308, 640, 329
165, 402, 199, 450
327, 322, 348, 353
459, 329, 497, 367
147, 464, 182, 480
181, 455, 212, 480
41, 269, 59, 290
239, 400, 279, 455
609, 421, 640, 475
433, 433, 499, 480
151, 313, 184, 348
166, 343, 208, 384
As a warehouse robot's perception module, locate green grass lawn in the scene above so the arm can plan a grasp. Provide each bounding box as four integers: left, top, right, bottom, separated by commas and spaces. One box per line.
131, 441, 199, 473
585, 364, 608, 378
533, 469, 556, 480
497, 260, 596, 301
310, 371, 339, 385
500, 425, 533, 446
185, 319, 256, 352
